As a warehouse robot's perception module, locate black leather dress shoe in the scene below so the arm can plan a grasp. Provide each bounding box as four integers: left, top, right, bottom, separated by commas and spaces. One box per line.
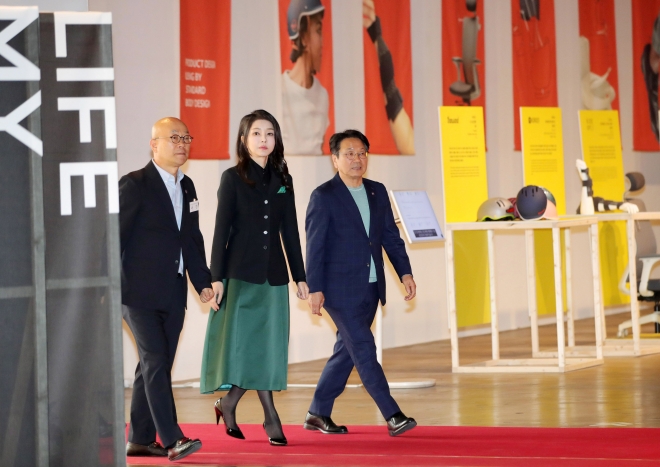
303, 412, 348, 434
386, 412, 417, 437
167, 437, 202, 461
125, 441, 167, 456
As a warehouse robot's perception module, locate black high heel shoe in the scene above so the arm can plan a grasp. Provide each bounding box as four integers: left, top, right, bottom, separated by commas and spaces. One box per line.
214, 398, 245, 440
263, 422, 287, 446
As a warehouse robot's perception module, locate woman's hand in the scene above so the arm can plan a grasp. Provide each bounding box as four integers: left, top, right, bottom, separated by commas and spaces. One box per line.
296, 281, 310, 300
212, 281, 224, 310
200, 287, 219, 311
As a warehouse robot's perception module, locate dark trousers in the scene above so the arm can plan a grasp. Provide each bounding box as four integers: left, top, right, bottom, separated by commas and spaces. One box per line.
122, 277, 185, 448
309, 283, 400, 419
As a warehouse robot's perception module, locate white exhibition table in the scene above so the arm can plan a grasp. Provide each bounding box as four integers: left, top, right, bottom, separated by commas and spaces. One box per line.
584, 212, 660, 357
444, 216, 604, 373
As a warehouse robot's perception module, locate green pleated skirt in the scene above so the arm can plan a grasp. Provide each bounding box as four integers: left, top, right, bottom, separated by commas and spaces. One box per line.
200, 279, 289, 393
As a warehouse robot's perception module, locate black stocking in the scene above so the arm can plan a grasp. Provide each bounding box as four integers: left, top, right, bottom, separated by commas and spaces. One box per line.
257, 390, 284, 439
221, 385, 246, 430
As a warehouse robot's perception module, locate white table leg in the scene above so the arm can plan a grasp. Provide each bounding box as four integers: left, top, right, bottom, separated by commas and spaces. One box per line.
445, 228, 460, 369
487, 229, 499, 361
626, 218, 641, 355
375, 305, 383, 365
565, 229, 575, 348
590, 223, 604, 360
371, 287, 434, 388
525, 230, 539, 356
553, 226, 565, 368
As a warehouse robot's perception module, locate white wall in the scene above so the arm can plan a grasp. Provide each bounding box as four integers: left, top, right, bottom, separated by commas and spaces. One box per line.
87, 0, 660, 383
3, 0, 87, 10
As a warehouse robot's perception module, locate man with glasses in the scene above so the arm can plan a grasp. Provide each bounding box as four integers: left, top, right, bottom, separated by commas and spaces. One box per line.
119, 117, 217, 461
303, 129, 417, 436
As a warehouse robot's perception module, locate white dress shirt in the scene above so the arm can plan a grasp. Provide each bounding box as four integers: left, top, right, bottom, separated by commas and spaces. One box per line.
152, 160, 184, 274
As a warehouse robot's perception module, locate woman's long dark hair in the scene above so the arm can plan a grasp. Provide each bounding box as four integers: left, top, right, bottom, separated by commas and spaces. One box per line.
236, 109, 292, 192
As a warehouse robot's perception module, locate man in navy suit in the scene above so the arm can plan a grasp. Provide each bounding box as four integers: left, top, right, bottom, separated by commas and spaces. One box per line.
119, 117, 217, 461
303, 129, 417, 436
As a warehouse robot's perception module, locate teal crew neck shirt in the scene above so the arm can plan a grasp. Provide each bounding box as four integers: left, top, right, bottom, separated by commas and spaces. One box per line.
347, 184, 377, 283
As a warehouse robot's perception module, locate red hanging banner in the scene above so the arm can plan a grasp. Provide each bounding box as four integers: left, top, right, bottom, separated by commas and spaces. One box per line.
511, 0, 558, 151
632, 0, 660, 151
578, 0, 619, 112
278, 0, 335, 155
363, 0, 414, 155
442, 0, 486, 110
179, 0, 231, 159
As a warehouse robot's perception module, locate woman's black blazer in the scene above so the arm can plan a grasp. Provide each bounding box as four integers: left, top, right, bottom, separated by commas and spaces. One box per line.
210, 160, 306, 286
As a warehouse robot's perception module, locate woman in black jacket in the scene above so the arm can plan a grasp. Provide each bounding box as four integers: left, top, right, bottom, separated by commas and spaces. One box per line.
200, 109, 308, 446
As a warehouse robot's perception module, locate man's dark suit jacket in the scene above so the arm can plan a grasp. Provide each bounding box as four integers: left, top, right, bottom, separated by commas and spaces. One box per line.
305, 173, 412, 311
119, 161, 211, 310
210, 159, 306, 285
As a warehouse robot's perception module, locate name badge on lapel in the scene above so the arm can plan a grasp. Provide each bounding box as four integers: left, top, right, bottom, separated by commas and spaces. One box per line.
189, 200, 199, 213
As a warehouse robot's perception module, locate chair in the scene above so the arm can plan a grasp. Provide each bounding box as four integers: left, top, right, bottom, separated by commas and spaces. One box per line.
519, 0, 540, 21
617, 197, 660, 336
449, 0, 481, 105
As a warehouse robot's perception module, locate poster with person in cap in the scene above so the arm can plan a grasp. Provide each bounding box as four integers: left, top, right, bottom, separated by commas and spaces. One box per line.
279, 0, 335, 155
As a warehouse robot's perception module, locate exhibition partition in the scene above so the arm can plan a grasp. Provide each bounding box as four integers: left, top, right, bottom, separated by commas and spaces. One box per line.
0, 8, 125, 467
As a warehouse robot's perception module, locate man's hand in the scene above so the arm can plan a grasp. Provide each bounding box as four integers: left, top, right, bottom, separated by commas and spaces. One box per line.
200, 287, 219, 311
308, 291, 325, 316
402, 275, 416, 301
296, 281, 310, 300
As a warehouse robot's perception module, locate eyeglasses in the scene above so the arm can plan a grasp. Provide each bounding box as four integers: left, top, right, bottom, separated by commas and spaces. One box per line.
340, 150, 368, 160
154, 135, 194, 144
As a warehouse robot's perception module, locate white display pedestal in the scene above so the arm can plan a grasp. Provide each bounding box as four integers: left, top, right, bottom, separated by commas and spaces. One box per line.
288, 306, 436, 390
554, 212, 660, 358
445, 217, 604, 373
373, 305, 436, 389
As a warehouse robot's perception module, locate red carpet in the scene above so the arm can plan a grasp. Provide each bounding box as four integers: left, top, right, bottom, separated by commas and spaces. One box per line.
126, 424, 660, 467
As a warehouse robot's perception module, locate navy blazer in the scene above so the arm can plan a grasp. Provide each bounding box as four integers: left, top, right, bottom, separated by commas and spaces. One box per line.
305, 173, 412, 310
119, 161, 212, 310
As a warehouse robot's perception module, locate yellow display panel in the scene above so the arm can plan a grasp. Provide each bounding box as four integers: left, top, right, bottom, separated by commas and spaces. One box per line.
520, 107, 566, 214
579, 110, 625, 198
439, 106, 489, 223
598, 220, 628, 305
531, 230, 567, 316
520, 107, 567, 316
439, 106, 490, 327
578, 110, 628, 306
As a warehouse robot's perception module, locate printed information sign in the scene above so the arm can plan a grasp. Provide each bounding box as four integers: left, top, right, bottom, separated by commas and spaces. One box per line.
439, 106, 488, 223
579, 110, 624, 198
520, 107, 566, 214
439, 106, 490, 327
579, 109, 628, 306
390, 191, 443, 243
